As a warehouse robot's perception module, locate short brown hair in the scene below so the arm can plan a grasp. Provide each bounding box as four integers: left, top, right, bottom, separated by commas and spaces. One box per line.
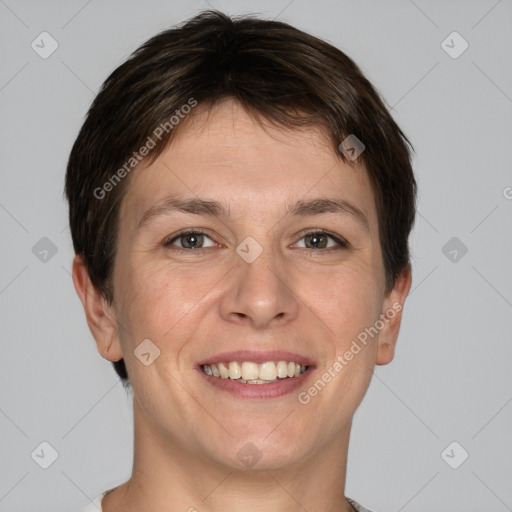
65, 10, 416, 386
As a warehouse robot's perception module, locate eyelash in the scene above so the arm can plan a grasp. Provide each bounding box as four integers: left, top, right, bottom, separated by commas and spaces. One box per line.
163, 228, 349, 252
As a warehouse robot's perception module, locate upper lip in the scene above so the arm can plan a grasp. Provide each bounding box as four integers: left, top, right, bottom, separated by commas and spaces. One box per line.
196, 350, 315, 368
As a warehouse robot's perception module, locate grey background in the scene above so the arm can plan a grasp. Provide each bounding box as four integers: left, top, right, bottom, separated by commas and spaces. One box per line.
0, 1, 511, 511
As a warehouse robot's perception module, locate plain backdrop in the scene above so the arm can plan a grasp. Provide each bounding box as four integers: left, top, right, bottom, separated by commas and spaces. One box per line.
0, 1, 511, 511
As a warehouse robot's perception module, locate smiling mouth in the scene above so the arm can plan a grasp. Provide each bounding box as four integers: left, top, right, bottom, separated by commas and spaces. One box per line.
201, 361, 308, 384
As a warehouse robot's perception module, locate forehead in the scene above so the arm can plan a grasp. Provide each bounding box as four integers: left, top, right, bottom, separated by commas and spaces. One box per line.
120, 99, 377, 226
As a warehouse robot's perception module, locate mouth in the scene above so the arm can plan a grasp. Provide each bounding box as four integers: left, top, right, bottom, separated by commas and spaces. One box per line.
196, 350, 315, 399
200, 360, 308, 384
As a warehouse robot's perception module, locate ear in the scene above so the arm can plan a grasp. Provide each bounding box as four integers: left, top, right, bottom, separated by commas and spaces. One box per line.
376, 265, 412, 366
71, 254, 123, 362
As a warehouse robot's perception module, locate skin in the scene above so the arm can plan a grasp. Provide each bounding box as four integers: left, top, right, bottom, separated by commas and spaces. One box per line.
73, 98, 411, 512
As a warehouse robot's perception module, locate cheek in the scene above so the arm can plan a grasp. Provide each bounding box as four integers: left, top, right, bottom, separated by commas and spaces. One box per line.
111, 264, 196, 397
303, 263, 383, 340
303, 272, 380, 416
117, 268, 184, 337
113, 256, 222, 351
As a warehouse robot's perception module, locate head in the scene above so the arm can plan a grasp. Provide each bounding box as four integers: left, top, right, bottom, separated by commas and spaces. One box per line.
66, 10, 415, 469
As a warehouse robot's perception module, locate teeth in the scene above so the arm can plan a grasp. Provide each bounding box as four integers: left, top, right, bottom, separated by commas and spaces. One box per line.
277, 361, 288, 378
239, 379, 273, 384
259, 362, 277, 380
228, 361, 242, 380
218, 362, 229, 379
241, 362, 259, 380
202, 360, 308, 382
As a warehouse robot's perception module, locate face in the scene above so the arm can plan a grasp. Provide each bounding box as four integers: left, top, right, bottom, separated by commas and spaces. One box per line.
93, 99, 408, 470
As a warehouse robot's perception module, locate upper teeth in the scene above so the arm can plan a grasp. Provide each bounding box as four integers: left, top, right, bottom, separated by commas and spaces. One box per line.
202, 361, 307, 381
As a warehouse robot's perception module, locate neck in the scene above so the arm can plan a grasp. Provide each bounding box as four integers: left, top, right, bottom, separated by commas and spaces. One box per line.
103, 399, 355, 512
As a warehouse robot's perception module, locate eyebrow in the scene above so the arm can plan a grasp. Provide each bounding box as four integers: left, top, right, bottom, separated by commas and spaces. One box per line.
137, 195, 369, 231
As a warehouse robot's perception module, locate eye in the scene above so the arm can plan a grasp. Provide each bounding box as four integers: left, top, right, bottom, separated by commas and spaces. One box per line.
163, 229, 348, 252
294, 230, 349, 250
164, 230, 217, 250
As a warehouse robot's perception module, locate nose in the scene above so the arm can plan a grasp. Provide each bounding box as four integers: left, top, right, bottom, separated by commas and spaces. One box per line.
219, 243, 300, 329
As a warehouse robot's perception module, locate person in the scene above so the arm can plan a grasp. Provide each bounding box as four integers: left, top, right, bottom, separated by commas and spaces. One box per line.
65, 9, 416, 512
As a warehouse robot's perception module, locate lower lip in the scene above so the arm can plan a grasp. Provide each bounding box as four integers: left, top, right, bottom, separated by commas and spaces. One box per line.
197, 367, 314, 399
